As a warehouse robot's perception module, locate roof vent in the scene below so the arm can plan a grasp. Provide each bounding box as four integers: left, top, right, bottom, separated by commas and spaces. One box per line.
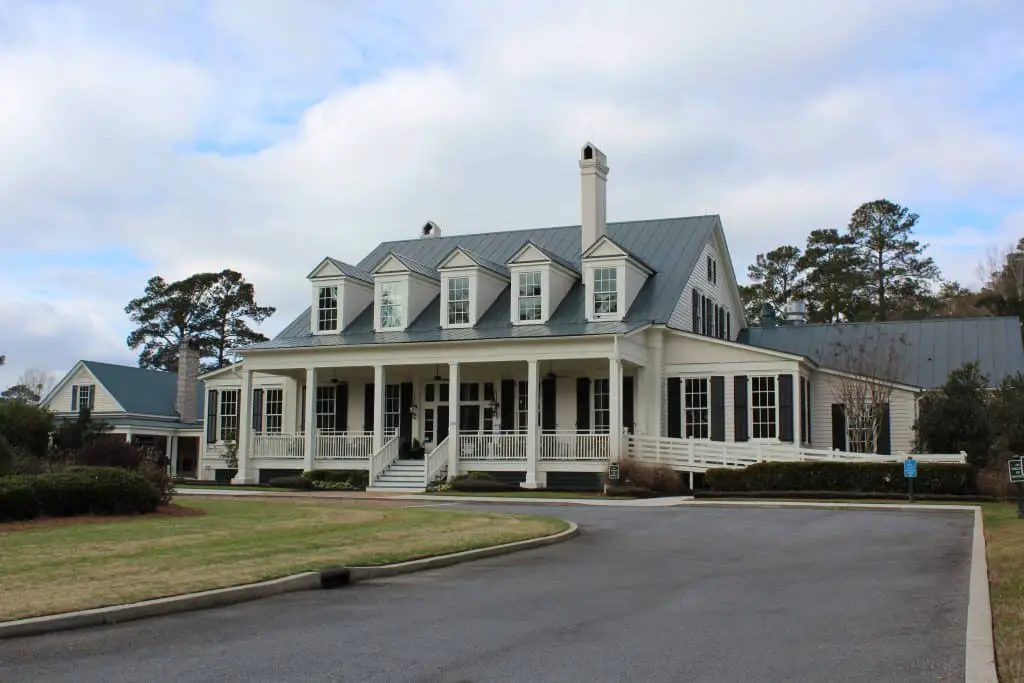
783, 300, 808, 325
421, 221, 442, 238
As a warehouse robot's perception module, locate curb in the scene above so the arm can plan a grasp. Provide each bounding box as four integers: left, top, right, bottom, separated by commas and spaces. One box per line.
0, 522, 578, 641
965, 508, 998, 683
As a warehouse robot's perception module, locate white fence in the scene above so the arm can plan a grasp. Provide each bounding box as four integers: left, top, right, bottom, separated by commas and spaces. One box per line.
315, 432, 373, 461
539, 432, 610, 461
251, 434, 304, 459
458, 433, 528, 461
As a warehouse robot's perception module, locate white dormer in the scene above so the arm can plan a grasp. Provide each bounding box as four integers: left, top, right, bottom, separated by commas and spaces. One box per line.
505, 242, 578, 325
580, 235, 653, 322
371, 252, 440, 332
307, 257, 374, 335
437, 247, 509, 329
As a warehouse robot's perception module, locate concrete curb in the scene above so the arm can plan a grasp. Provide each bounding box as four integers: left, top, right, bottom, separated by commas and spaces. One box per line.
0, 521, 578, 641
965, 507, 999, 683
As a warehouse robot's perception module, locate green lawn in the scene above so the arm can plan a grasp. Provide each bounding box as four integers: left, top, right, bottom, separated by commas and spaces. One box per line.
0, 498, 568, 622
425, 490, 622, 499
982, 503, 1024, 682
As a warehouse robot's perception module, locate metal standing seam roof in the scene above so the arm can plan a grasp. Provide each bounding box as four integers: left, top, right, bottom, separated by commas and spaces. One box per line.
379, 252, 440, 281
740, 317, 1024, 389
443, 246, 510, 278
250, 216, 720, 351
80, 361, 205, 419
322, 258, 374, 284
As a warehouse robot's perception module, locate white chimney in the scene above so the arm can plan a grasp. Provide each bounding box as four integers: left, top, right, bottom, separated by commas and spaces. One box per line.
579, 142, 609, 252
176, 336, 201, 423
420, 220, 442, 238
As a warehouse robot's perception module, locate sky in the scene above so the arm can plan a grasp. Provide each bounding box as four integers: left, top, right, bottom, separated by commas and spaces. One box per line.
1, 0, 1023, 389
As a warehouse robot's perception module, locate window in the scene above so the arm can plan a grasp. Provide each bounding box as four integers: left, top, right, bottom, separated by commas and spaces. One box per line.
317, 286, 338, 331
593, 378, 610, 433
593, 267, 618, 316
713, 260, 718, 284
684, 378, 709, 439
707, 256, 713, 281
847, 411, 872, 453
265, 389, 283, 433
384, 384, 401, 436
316, 386, 336, 432
72, 384, 95, 412
517, 380, 528, 432
750, 376, 777, 439
380, 282, 403, 329
219, 389, 240, 442
518, 271, 542, 321
424, 408, 435, 443
447, 276, 470, 325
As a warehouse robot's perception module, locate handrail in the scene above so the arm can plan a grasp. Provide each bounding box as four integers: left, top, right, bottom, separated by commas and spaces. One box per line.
424, 436, 450, 486
369, 436, 400, 485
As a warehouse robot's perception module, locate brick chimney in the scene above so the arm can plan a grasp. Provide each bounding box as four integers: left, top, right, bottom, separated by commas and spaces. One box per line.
579, 142, 609, 252
176, 336, 201, 423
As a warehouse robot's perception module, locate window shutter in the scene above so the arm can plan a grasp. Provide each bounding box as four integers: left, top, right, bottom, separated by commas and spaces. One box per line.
399, 383, 414, 446
710, 376, 725, 441
877, 403, 891, 455
336, 383, 349, 432
300, 386, 306, 432
206, 390, 218, 443
799, 378, 807, 443
575, 378, 591, 432
252, 389, 264, 432
71, 385, 79, 411
88, 384, 96, 409
667, 377, 681, 438
727, 312, 731, 339
734, 376, 749, 441
541, 378, 557, 432
622, 376, 634, 433
831, 404, 847, 450
692, 289, 700, 333
778, 374, 794, 442
705, 298, 713, 336
364, 383, 374, 433
500, 380, 516, 431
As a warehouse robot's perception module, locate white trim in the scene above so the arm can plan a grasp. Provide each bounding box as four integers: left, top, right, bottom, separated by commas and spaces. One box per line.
662, 325, 809, 363
41, 361, 127, 413
815, 365, 924, 394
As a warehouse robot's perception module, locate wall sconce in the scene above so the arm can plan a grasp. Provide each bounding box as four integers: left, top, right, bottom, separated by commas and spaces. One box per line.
410, 404, 418, 418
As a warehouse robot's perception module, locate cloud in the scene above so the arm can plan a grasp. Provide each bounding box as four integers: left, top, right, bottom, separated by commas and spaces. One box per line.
1, 0, 1022, 387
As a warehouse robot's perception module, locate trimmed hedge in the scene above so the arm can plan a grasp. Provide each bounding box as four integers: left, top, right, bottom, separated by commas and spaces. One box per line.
0, 467, 162, 522
268, 475, 315, 490
704, 462, 976, 495
304, 470, 369, 489
449, 473, 519, 492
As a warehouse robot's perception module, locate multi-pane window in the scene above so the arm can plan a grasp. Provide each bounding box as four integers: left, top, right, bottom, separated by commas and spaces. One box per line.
447, 276, 470, 325
518, 271, 542, 322
380, 282, 403, 329
593, 267, 618, 316
684, 378, 709, 439
317, 286, 338, 331
593, 378, 610, 433
517, 381, 528, 432
265, 388, 283, 433
384, 384, 401, 436
847, 410, 872, 453
75, 384, 93, 411
751, 376, 777, 439
316, 386, 336, 432
219, 389, 240, 441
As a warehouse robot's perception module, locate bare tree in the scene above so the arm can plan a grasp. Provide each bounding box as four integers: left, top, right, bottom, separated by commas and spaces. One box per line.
829, 329, 911, 453
16, 367, 57, 402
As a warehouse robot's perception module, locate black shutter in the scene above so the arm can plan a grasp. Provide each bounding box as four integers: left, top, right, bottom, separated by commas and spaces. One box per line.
877, 403, 892, 455
542, 378, 557, 432
714, 306, 720, 338
799, 378, 807, 443
400, 383, 413, 444
692, 289, 700, 333
727, 312, 731, 339
779, 374, 794, 442
831, 404, 847, 450
710, 376, 725, 441
734, 375, 749, 441
71, 385, 79, 411
500, 379, 516, 431
300, 385, 306, 432
576, 378, 591, 432
622, 376, 634, 433
667, 377, 682, 438
336, 383, 349, 432
252, 388, 264, 432
364, 383, 374, 433
206, 390, 218, 443
88, 384, 96, 409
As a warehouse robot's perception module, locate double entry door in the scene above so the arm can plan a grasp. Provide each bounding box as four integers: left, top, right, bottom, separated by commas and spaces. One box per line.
420, 381, 502, 448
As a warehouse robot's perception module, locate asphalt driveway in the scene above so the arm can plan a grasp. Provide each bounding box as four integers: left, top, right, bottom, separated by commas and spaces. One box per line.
0, 504, 972, 683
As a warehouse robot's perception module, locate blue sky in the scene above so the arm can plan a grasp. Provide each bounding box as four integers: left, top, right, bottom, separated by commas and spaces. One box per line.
1, 0, 1023, 390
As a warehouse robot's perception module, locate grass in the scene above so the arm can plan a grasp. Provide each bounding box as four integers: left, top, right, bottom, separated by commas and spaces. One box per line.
425, 490, 621, 499
0, 498, 568, 622
982, 503, 1024, 682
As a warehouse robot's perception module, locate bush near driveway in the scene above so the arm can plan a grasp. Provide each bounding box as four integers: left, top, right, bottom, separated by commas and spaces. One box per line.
303, 470, 369, 490
268, 475, 315, 490
608, 459, 690, 496
0, 467, 161, 522
449, 472, 520, 493
705, 461, 976, 495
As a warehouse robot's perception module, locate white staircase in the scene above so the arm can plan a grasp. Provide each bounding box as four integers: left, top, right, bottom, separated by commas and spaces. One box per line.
369, 459, 426, 491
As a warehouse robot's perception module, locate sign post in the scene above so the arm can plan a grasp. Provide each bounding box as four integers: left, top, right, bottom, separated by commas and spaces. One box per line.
903, 456, 918, 502
608, 462, 620, 483
1008, 456, 1024, 519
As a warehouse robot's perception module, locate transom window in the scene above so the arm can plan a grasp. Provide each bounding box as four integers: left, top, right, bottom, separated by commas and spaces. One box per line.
751, 376, 777, 439
317, 286, 338, 331
593, 378, 610, 433
265, 389, 283, 433
219, 389, 240, 442
518, 271, 542, 322
447, 276, 470, 325
380, 282, 403, 329
684, 378, 709, 439
593, 267, 618, 316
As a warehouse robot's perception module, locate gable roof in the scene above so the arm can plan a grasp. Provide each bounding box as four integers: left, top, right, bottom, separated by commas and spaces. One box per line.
580, 234, 654, 273
740, 317, 1024, 389
250, 216, 719, 351
70, 361, 204, 418
439, 246, 510, 279
306, 257, 374, 284
373, 252, 440, 281
509, 240, 581, 275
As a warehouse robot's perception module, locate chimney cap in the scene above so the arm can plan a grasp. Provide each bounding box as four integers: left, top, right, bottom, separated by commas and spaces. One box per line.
580, 142, 608, 167
420, 220, 442, 238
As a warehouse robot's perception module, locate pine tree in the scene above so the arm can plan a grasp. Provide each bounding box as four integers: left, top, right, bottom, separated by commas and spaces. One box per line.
745, 245, 806, 319
798, 228, 865, 323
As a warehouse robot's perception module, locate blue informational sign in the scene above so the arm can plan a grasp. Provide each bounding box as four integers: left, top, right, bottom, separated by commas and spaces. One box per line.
904, 458, 918, 479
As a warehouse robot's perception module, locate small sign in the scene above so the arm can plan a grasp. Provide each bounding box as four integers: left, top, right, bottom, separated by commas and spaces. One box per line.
1009, 457, 1024, 484
903, 458, 918, 479
609, 463, 620, 481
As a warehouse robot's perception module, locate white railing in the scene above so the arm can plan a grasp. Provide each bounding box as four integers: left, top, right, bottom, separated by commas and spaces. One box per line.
424, 436, 450, 486
458, 433, 527, 461
315, 432, 373, 461
624, 434, 967, 472
251, 433, 305, 459
369, 436, 400, 484
539, 432, 610, 461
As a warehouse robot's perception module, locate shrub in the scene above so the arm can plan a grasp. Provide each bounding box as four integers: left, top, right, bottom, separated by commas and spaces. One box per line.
609, 460, 688, 496
0, 400, 53, 458
138, 461, 175, 505
303, 470, 369, 489
0, 467, 161, 522
449, 478, 518, 493
705, 461, 976, 495
0, 479, 39, 521
75, 436, 145, 470
605, 484, 657, 498
0, 435, 13, 476
268, 475, 315, 490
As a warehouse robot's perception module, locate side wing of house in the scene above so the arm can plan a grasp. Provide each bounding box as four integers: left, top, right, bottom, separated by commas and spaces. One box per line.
809, 370, 919, 455
42, 362, 124, 416
668, 220, 747, 341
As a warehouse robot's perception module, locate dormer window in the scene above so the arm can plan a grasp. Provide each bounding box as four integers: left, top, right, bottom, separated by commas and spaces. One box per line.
447, 276, 470, 325
317, 286, 338, 332
380, 281, 403, 329
518, 271, 543, 322
593, 266, 618, 317
580, 234, 652, 323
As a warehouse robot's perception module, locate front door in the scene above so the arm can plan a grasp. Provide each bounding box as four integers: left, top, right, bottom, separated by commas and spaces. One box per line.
422, 381, 450, 448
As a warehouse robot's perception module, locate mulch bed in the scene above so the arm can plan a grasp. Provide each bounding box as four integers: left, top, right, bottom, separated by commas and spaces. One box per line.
0, 504, 206, 533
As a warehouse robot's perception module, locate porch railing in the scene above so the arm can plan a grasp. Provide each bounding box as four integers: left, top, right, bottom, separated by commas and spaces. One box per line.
369, 435, 400, 484
252, 433, 305, 459
458, 433, 527, 461
539, 432, 610, 461
425, 435, 450, 486
315, 432, 373, 461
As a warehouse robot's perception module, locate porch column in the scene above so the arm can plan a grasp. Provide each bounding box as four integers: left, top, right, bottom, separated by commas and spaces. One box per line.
125, 428, 134, 445
447, 361, 460, 479
373, 364, 385, 452
649, 330, 664, 437
303, 367, 317, 471
523, 359, 539, 488
609, 357, 622, 462
794, 368, 803, 449
232, 368, 255, 484
168, 434, 179, 476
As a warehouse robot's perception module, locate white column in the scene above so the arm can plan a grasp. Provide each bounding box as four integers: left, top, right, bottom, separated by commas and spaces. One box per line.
649, 330, 664, 438
125, 428, 134, 445
373, 364, 385, 452
168, 434, 179, 476
523, 359, 540, 488
447, 361, 460, 479
609, 357, 622, 462
303, 367, 317, 471
232, 368, 254, 484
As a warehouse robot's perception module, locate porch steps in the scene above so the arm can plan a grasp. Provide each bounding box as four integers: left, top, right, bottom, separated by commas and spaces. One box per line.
369, 459, 426, 492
